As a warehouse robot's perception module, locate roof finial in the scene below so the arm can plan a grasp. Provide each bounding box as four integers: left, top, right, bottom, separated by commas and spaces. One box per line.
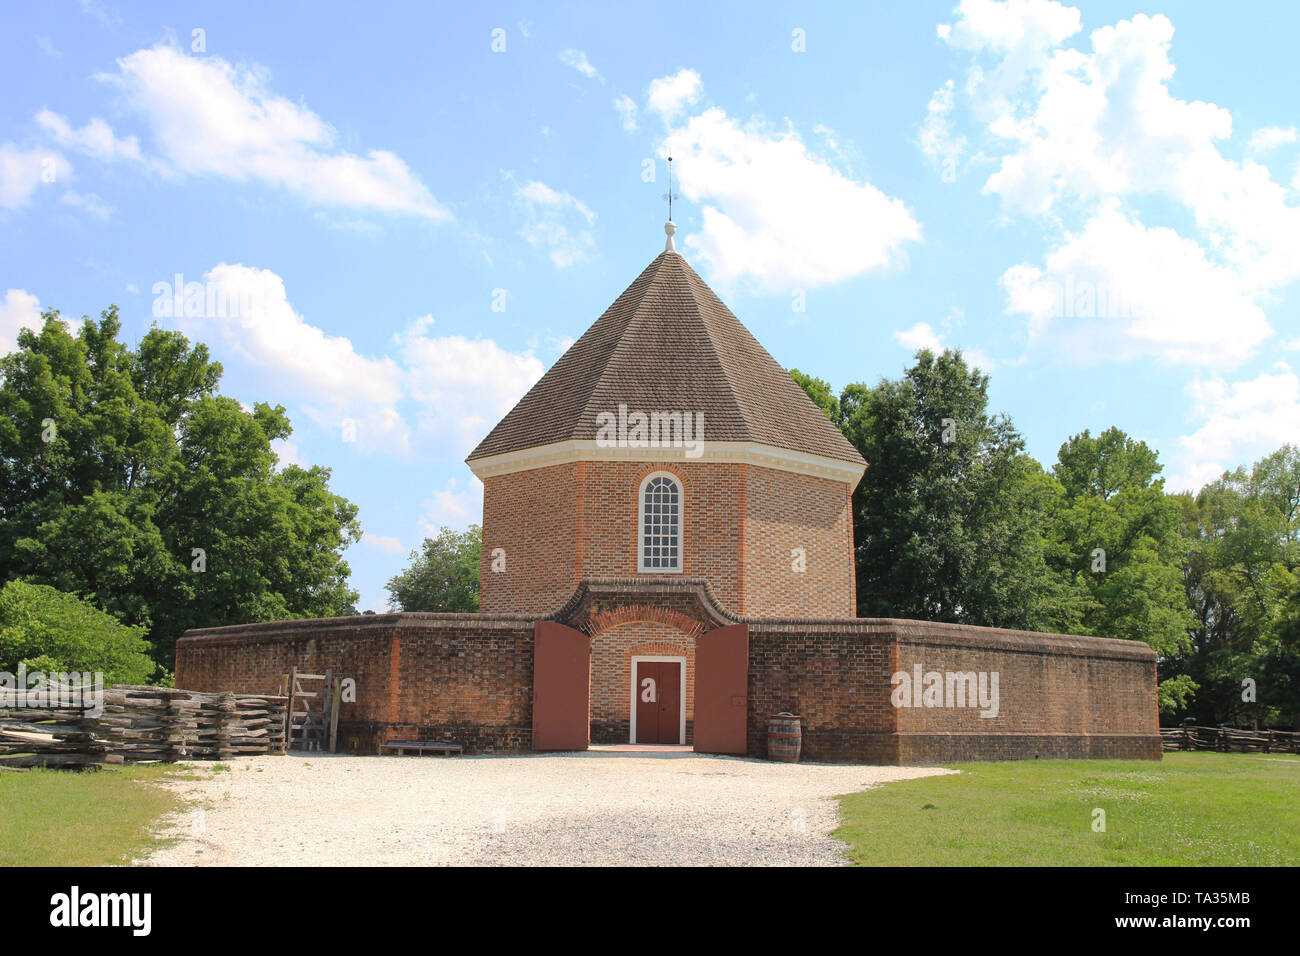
662, 154, 678, 253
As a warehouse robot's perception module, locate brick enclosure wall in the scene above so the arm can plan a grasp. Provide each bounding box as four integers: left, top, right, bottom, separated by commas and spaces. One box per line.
748, 618, 1161, 764
175, 581, 1161, 763
175, 613, 535, 754
479, 459, 855, 619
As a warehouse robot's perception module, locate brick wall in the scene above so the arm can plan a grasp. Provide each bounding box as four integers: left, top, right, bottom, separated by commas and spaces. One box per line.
175, 613, 535, 754
479, 460, 855, 619
742, 466, 856, 617
174, 582, 1161, 763
479, 463, 582, 616
747, 618, 1161, 763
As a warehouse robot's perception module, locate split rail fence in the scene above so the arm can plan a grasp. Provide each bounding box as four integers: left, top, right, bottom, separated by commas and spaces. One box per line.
0, 684, 288, 769
1160, 726, 1300, 754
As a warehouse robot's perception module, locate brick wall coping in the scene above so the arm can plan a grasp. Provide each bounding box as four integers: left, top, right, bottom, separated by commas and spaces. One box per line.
177, 578, 1155, 664
549, 577, 1154, 662
177, 612, 536, 646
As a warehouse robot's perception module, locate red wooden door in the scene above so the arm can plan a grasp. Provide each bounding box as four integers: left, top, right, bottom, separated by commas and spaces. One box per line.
634, 660, 681, 744
694, 624, 749, 754
532, 621, 590, 751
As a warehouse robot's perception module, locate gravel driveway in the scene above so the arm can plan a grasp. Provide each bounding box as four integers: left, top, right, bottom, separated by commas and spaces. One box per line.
140, 752, 951, 867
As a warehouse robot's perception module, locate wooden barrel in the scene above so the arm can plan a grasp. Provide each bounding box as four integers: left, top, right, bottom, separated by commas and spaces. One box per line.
767, 713, 802, 763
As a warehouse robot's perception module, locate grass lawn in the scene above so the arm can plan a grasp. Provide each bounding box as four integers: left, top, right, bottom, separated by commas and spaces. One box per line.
0, 764, 204, 866
835, 752, 1300, 866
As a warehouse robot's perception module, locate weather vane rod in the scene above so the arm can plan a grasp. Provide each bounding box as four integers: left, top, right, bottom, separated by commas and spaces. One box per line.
663, 155, 677, 221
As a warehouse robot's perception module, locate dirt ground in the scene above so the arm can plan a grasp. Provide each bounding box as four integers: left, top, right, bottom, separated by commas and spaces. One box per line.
139, 751, 951, 867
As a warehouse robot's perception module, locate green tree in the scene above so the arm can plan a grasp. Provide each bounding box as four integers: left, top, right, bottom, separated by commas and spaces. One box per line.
386, 525, 482, 612
822, 349, 1069, 629
789, 369, 842, 426
0, 580, 157, 686
1169, 445, 1300, 725
1047, 428, 1192, 663
0, 308, 361, 667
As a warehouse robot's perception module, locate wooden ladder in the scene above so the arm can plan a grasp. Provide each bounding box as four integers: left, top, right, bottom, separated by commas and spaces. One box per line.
280, 668, 341, 753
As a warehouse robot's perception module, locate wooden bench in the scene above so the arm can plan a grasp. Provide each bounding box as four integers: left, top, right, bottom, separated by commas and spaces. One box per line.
380, 739, 464, 756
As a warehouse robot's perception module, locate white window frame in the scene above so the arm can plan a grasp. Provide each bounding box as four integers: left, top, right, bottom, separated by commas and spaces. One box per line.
636, 471, 684, 574
629, 655, 688, 746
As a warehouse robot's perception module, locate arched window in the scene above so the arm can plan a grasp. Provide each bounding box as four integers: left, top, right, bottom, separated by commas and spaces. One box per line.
638, 473, 682, 573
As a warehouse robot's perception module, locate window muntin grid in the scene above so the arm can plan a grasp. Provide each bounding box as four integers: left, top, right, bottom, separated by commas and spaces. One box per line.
639, 475, 681, 572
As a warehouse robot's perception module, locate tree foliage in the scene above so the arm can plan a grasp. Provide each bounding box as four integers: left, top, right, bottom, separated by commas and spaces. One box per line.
385, 524, 482, 613
819, 350, 1069, 630
0, 308, 361, 668
0, 580, 157, 686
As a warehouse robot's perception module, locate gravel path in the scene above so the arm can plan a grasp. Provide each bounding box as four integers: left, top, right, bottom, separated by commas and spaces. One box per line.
140, 752, 951, 867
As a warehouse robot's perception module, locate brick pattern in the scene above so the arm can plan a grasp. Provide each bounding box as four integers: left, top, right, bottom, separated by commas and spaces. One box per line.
174, 585, 1161, 763
175, 614, 535, 754
743, 466, 855, 617
590, 621, 696, 745
479, 462, 582, 616
479, 459, 856, 619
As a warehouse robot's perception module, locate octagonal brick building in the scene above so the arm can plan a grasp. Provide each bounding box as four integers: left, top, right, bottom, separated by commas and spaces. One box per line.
175, 224, 1161, 762
467, 240, 866, 620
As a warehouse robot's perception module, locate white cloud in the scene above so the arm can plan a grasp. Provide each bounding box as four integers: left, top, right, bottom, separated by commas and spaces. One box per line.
0, 289, 44, 357
613, 94, 638, 133
173, 265, 542, 459
512, 178, 596, 268
1247, 125, 1297, 153
270, 437, 305, 469
96, 45, 449, 222
1168, 365, 1300, 493
1001, 203, 1272, 366
398, 314, 545, 454
0, 144, 69, 210
653, 84, 921, 290
59, 190, 113, 221
560, 49, 602, 82
362, 532, 404, 555
938, 3, 1300, 368
35, 110, 141, 162
418, 477, 482, 536
892, 318, 995, 372
646, 68, 702, 120
79, 0, 121, 27
919, 80, 966, 182
893, 321, 945, 352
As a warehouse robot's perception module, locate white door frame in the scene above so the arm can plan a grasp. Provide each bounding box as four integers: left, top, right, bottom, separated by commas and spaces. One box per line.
629, 655, 687, 745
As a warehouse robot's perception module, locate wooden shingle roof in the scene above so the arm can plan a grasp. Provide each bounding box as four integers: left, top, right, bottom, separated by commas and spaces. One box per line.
466, 248, 866, 468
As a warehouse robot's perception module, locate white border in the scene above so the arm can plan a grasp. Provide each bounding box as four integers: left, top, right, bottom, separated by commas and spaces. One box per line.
466, 438, 866, 485
636, 471, 684, 574
629, 655, 687, 745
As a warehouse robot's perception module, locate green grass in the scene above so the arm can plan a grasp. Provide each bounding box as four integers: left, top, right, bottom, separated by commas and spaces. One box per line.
835, 752, 1300, 866
0, 764, 196, 866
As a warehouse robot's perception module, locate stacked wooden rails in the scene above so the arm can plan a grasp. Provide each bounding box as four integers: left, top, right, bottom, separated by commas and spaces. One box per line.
0, 685, 287, 768
1160, 725, 1300, 754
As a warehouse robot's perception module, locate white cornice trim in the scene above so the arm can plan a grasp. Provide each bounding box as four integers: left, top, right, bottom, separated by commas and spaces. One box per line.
466, 439, 866, 485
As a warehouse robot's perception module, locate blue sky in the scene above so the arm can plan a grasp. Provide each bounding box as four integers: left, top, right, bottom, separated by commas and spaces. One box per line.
2, 0, 1298, 612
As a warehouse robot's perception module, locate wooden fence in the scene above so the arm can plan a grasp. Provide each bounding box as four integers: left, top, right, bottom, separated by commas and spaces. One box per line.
0, 685, 288, 769
1160, 726, 1300, 754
